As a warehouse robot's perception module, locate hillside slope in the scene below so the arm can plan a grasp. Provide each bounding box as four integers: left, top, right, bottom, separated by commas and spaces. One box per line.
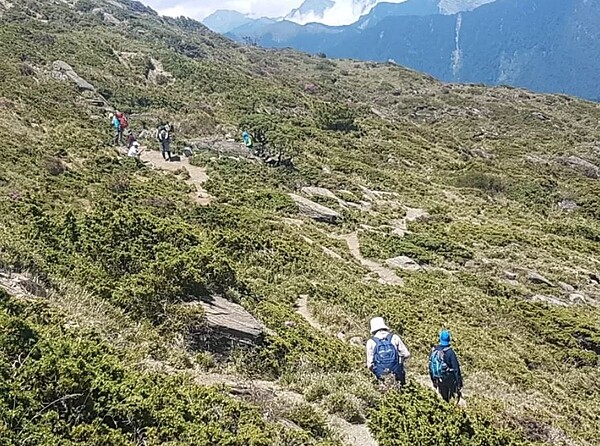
0, 0, 599, 445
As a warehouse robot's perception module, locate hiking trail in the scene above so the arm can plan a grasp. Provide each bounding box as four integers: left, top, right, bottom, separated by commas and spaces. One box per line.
296, 294, 325, 331
144, 360, 378, 446
140, 149, 212, 205
340, 232, 404, 286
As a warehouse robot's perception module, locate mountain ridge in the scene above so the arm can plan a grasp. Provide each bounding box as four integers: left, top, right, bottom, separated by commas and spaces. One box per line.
230, 0, 600, 100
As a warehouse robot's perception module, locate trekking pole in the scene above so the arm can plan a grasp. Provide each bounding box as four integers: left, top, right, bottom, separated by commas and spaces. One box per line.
455, 389, 463, 407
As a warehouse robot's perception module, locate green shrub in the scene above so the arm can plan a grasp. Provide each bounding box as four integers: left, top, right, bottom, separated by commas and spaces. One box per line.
456, 171, 506, 194
314, 103, 358, 132
369, 384, 530, 446
285, 403, 331, 439
323, 391, 365, 423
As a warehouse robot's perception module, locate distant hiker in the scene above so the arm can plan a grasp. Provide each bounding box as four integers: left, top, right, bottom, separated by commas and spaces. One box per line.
127, 141, 144, 158
158, 124, 172, 161
113, 110, 128, 146
242, 130, 253, 151
126, 129, 137, 148
429, 330, 463, 403
111, 112, 121, 146
366, 317, 410, 386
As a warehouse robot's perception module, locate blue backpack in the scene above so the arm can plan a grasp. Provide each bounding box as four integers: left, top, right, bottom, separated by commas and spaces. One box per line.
372, 334, 402, 379
429, 347, 451, 380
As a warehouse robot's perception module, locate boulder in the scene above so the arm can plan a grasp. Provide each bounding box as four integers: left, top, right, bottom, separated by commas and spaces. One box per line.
198, 295, 264, 343
530, 294, 568, 307
386, 256, 421, 272
52, 60, 95, 91
558, 281, 575, 293
103, 12, 121, 25
301, 186, 346, 206
569, 293, 587, 305
289, 193, 341, 224
349, 336, 363, 346
147, 58, 173, 85
527, 271, 554, 287
557, 156, 600, 179
558, 199, 578, 212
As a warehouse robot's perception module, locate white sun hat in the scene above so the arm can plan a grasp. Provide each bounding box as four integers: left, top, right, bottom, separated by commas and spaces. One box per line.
370, 317, 389, 334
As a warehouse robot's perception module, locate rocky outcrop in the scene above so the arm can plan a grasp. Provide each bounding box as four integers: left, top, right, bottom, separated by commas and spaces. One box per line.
557, 156, 600, 179
558, 199, 578, 212
198, 295, 264, 343
529, 294, 568, 307
147, 58, 173, 85
527, 271, 554, 287
569, 293, 587, 305
385, 256, 421, 272
289, 193, 341, 224
301, 186, 347, 207
52, 60, 95, 91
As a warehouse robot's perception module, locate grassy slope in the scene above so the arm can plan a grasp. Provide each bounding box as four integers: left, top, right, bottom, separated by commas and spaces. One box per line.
0, 0, 599, 445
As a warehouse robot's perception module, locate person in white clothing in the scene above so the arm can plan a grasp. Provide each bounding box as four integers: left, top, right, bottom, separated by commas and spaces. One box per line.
366, 317, 410, 385
127, 141, 144, 158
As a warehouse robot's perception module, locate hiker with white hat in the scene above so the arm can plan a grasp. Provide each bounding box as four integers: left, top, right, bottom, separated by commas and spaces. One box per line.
366, 317, 410, 385
127, 141, 144, 158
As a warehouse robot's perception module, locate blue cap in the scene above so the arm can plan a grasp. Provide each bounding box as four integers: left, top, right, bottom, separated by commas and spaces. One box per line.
439, 330, 451, 347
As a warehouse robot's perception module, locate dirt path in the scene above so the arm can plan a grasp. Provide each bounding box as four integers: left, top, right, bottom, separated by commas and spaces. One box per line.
140, 149, 212, 205
143, 359, 377, 446
341, 232, 404, 286
296, 294, 325, 331
393, 207, 429, 236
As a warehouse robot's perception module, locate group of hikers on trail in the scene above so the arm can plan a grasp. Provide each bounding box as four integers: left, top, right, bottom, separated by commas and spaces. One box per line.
366, 317, 463, 402
110, 110, 174, 161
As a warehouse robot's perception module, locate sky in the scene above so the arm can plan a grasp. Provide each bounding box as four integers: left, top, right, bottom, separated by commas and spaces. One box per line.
140, 0, 304, 21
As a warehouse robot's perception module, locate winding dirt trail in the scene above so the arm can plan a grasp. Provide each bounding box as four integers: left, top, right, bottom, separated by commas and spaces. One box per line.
140, 149, 212, 205
296, 294, 325, 331
341, 232, 404, 286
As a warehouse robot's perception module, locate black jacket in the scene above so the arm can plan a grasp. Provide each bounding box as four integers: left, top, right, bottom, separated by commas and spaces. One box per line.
430, 345, 463, 389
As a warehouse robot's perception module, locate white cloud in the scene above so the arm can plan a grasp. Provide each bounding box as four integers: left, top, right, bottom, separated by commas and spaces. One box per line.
140, 0, 303, 20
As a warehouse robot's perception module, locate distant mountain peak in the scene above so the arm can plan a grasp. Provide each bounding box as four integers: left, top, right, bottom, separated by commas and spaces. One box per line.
285, 0, 406, 26
438, 0, 496, 14
203, 9, 254, 33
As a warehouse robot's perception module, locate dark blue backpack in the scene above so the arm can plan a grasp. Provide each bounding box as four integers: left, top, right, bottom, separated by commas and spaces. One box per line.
372, 334, 402, 379
429, 346, 451, 380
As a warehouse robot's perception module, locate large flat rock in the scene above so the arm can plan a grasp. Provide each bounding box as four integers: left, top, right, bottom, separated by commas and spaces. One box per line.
289, 193, 341, 224
198, 295, 264, 342
52, 60, 95, 91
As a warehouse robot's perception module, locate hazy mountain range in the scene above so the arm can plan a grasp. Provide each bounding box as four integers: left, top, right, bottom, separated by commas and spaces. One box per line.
203, 0, 493, 31
214, 0, 600, 100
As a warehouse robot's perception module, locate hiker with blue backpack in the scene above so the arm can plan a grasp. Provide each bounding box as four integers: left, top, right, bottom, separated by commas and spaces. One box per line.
366, 317, 410, 386
242, 130, 254, 152
429, 329, 463, 403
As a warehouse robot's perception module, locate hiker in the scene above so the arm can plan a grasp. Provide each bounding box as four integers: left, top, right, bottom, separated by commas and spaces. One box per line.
126, 129, 137, 148
242, 130, 253, 151
366, 317, 410, 386
112, 110, 128, 146
127, 141, 144, 158
158, 124, 172, 161
429, 330, 463, 403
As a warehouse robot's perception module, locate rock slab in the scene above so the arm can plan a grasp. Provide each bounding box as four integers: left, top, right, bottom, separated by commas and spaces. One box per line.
557, 156, 600, 179
289, 193, 341, 224
527, 271, 554, 287
52, 60, 95, 91
198, 295, 263, 343
385, 256, 421, 272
